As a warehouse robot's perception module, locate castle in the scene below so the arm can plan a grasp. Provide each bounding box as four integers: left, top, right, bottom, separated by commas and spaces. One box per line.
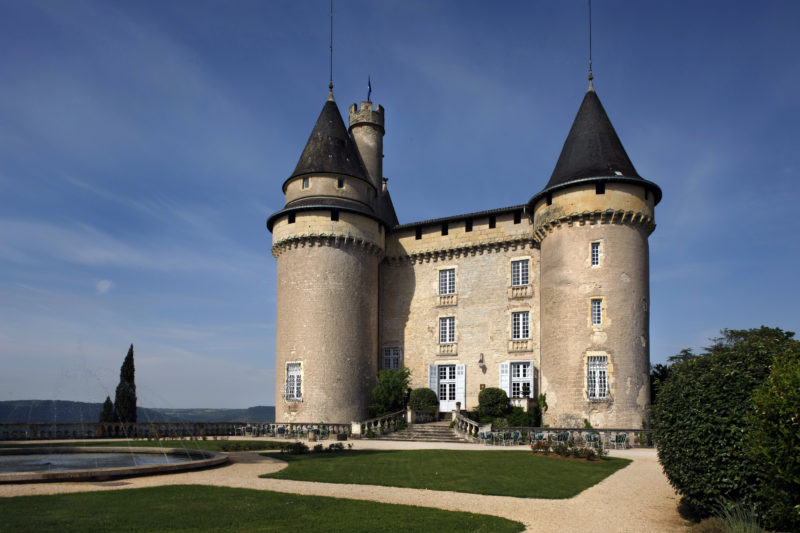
267, 77, 661, 429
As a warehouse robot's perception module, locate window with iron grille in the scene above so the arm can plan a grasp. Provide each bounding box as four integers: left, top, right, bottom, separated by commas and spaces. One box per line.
382, 347, 401, 370
439, 269, 455, 295
587, 356, 608, 400
591, 242, 600, 266
512, 311, 530, 339
591, 299, 602, 326
511, 259, 529, 286
439, 316, 455, 344
285, 362, 302, 401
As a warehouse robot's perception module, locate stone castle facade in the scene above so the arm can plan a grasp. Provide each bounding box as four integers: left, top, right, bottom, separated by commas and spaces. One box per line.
267, 80, 661, 429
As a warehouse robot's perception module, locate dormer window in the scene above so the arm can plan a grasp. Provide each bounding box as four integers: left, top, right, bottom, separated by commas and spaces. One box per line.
302, 177, 309, 189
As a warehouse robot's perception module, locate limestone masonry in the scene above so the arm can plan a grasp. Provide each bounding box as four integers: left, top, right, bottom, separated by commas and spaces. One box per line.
267, 81, 661, 428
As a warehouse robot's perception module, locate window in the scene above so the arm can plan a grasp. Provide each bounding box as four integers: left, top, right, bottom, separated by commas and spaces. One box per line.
439, 316, 455, 344
330, 209, 339, 221
511, 362, 533, 398
512, 311, 530, 340
441, 222, 448, 236
513, 210, 521, 224
595, 182, 605, 194
382, 347, 401, 370
587, 356, 608, 400
511, 259, 529, 286
302, 177, 309, 189
285, 362, 302, 401
591, 299, 602, 326
438, 365, 456, 401
288, 213, 295, 224
337, 178, 344, 189
465, 218, 473, 232
489, 215, 496, 228
439, 269, 455, 295
591, 242, 600, 266
415, 227, 422, 240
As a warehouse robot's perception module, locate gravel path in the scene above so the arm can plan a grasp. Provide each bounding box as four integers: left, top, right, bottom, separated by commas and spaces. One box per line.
0, 440, 684, 532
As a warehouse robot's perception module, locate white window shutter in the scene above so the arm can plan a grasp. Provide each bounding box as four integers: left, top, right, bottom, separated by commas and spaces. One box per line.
499, 362, 510, 396
526, 360, 534, 397
455, 364, 466, 405
429, 365, 438, 398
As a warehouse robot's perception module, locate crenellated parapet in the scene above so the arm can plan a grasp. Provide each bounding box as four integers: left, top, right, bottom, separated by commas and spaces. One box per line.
533, 208, 656, 242
385, 236, 537, 265
272, 232, 384, 258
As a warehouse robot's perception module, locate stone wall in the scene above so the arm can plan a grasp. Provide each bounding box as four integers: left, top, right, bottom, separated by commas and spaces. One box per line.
381, 210, 540, 411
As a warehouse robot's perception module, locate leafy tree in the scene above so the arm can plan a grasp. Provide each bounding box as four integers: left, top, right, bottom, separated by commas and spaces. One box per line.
746, 342, 800, 531
368, 368, 411, 417
98, 396, 115, 423
649, 362, 671, 405
477, 387, 508, 419
114, 344, 137, 423
651, 327, 798, 527
408, 388, 438, 413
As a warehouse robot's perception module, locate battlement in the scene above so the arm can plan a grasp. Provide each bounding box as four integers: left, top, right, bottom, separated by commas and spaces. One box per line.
349, 101, 385, 131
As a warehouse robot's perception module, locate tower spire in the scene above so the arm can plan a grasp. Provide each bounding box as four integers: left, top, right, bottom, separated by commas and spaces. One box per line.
588, 0, 594, 90
328, 0, 334, 99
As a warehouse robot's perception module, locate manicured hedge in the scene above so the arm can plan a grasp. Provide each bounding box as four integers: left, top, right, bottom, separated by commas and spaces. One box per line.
651, 327, 799, 529
408, 388, 438, 413
478, 387, 508, 418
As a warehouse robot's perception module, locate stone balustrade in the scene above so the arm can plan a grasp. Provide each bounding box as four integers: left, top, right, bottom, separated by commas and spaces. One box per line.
352, 410, 406, 437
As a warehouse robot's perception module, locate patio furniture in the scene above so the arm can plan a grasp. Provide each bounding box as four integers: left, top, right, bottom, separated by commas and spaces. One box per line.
613, 433, 628, 449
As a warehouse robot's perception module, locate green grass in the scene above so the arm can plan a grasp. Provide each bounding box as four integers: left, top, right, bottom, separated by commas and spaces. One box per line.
0, 485, 524, 532
0, 439, 283, 452
262, 449, 630, 498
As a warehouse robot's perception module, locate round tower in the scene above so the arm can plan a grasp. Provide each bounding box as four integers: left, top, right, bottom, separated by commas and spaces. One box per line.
530, 82, 661, 429
348, 101, 385, 190
267, 93, 386, 424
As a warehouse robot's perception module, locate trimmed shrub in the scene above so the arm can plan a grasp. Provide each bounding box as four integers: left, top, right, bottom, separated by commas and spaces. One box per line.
408, 388, 438, 413
746, 342, 800, 531
505, 406, 541, 427
651, 327, 797, 527
478, 387, 509, 419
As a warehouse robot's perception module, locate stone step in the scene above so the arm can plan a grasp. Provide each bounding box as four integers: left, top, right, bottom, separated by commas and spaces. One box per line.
374, 422, 469, 443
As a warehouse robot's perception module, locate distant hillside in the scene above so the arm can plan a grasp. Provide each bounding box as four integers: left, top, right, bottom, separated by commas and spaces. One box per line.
0, 400, 274, 424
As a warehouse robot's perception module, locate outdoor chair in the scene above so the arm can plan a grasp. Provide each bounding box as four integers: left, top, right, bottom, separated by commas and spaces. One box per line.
479, 431, 493, 445
586, 432, 602, 449
500, 431, 511, 446
276, 426, 286, 438
511, 431, 521, 445
613, 433, 628, 449
320, 427, 329, 440
531, 432, 546, 445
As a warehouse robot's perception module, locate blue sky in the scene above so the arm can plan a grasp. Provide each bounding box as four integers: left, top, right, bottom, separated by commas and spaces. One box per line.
1, 1, 798, 409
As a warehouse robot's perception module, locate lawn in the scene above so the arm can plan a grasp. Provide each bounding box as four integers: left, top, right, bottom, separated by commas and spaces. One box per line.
0, 439, 282, 452
262, 449, 630, 498
0, 485, 524, 532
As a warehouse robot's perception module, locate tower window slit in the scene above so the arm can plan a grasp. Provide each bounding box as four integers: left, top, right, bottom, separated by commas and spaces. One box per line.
331, 209, 339, 221
489, 215, 496, 229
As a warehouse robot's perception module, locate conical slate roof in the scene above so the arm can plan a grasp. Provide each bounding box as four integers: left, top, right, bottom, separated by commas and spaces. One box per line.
288, 97, 369, 184
546, 86, 641, 188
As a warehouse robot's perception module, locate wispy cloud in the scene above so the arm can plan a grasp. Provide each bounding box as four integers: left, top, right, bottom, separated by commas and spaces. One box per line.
95, 279, 113, 294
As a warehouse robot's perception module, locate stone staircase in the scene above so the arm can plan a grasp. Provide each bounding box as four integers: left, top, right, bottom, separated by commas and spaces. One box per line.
377, 420, 469, 443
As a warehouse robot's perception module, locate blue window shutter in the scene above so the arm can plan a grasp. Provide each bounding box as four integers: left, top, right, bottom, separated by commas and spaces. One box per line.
429, 365, 438, 398
499, 362, 510, 396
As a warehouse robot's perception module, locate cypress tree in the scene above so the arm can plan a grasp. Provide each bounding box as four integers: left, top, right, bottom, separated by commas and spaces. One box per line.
99, 396, 115, 423
114, 344, 137, 423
